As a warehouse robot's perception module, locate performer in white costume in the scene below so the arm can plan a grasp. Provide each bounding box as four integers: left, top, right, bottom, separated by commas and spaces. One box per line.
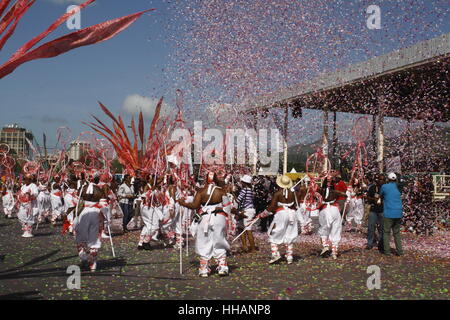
97, 173, 114, 239
260, 175, 298, 265
73, 175, 107, 272
137, 175, 166, 250
63, 176, 79, 235
345, 177, 365, 233
296, 176, 316, 235
37, 183, 51, 223
17, 175, 39, 237
1, 183, 16, 218
178, 172, 233, 277
50, 177, 64, 226
223, 177, 237, 240
173, 187, 193, 250
160, 175, 176, 245
318, 177, 342, 260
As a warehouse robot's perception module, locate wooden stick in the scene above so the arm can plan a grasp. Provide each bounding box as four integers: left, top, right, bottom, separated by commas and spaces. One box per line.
232, 216, 260, 243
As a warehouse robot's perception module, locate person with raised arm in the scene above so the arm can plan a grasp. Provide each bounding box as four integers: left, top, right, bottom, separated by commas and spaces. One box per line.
260, 175, 299, 265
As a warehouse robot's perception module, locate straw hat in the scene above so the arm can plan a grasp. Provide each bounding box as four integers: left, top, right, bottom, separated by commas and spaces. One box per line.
276, 175, 293, 189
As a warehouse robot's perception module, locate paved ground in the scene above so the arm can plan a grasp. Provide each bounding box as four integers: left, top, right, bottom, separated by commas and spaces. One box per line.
0, 215, 448, 300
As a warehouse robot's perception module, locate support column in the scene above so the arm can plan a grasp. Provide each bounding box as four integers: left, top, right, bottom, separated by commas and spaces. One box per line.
322, 109, 329, 172
252, 110, 258, 175
407, 119, 413, 172
372, 114, 377, 154
283, 105, 288, 174
332, 111, 337, 166
376, 114, 385, 173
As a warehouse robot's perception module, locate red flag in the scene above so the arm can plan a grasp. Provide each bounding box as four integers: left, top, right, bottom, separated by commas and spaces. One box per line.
0, 1, 34, 51
138, 111, 144, 145
0, 9, 154, 79
0, 1, 13, 18
11, 0, 95, 58
148, 97, 163, 142
0, 0, 25, 36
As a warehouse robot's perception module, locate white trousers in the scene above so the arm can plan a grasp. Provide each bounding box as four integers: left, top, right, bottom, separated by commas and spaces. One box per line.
50, 194, 64, 219
318, 205, 342, 245
73, 205, 103, 249
2, 194, 15, 216
195, 213, 230, 260
140, 205, 163, 241
37, 192, 51, 218
173, 202, 191, 235
268, 208, 299, 245
297, 204, 312, 228
346, 198, 364, 225
239, 208, 256, 231
17, 202, 38, 227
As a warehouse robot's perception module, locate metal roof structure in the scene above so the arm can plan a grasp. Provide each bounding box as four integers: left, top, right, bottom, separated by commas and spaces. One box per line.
246, 33, 450, 122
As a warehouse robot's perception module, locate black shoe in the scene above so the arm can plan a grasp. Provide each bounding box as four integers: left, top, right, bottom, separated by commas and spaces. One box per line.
137, 245, 144, 250
143, 243, 151, 251
365, 245, 373, 250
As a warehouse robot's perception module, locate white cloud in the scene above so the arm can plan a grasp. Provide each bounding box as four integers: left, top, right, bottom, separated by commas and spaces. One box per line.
122, 94, 173, 119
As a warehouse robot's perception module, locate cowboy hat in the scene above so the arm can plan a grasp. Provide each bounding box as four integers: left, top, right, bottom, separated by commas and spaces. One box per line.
276, 175, 293, 189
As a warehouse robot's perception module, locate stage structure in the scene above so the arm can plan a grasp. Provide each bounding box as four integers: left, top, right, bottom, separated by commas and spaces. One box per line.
244, 33, 450, 175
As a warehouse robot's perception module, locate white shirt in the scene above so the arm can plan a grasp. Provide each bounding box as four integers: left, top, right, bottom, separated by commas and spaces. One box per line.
117, 183, 134, 204
20, 183, 39, 207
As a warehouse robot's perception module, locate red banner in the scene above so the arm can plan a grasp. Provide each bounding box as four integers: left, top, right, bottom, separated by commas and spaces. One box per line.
0, 8, 153, 79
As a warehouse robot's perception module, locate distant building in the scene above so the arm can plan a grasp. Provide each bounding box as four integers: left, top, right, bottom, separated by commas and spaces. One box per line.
0, 124, 34, 159
35, 153, 59, 165
68, 140, 90, 161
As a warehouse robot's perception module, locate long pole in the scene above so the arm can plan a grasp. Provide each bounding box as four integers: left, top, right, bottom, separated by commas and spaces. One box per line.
186, 208, 189, 257
283, 106, 289, 174
179, 210, 183, 274
107, 221, 116, 257
232, 216, 260, 243
376, 97, 385, 173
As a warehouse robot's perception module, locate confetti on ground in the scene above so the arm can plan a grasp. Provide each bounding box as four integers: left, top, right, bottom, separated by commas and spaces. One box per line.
0, 215, 448, 300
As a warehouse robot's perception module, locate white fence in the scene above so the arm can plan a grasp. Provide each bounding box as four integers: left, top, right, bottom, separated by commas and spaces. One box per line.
433, 175, 450, 201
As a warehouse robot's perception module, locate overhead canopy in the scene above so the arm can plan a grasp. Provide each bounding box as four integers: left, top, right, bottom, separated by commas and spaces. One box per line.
245, 33, 450, 122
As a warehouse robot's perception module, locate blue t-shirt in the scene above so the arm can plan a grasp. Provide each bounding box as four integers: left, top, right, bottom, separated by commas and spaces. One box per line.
380, 182, 403, 218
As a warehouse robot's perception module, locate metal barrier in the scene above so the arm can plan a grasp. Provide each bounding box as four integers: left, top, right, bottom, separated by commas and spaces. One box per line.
433, 175, 450, 200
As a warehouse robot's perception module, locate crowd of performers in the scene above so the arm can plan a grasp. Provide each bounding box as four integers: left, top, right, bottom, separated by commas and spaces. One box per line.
1, 167, 404, 276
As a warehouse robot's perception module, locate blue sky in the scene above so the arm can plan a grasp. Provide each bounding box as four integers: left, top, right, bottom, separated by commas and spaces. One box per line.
0, 0, 171, 148
0, 0, 448, 149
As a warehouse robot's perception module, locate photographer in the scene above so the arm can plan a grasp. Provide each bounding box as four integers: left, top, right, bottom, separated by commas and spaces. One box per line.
380, 172, 404, 256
